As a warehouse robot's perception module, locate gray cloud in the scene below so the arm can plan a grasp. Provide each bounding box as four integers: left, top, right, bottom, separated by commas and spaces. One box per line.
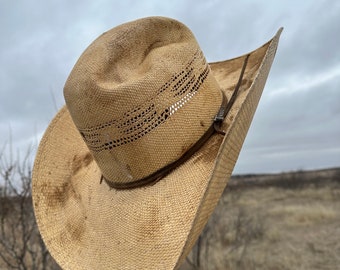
1, 0, 339, 173
274, 1, 340, 81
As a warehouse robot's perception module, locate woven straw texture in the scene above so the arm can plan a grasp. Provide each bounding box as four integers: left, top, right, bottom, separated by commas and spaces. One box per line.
63, 17, 222, 185
32, 17, 281, 270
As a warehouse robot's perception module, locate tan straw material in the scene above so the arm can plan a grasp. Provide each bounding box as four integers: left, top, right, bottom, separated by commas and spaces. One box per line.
32, 17, 282, 269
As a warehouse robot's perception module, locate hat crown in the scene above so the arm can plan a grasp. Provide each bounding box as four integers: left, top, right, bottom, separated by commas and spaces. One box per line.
64, 17, 222, 186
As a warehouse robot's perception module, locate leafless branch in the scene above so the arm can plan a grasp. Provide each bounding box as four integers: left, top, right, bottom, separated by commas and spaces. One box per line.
0, 144, 60, 269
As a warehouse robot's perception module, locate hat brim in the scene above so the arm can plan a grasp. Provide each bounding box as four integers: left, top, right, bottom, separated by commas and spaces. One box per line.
32, 29, 281, 269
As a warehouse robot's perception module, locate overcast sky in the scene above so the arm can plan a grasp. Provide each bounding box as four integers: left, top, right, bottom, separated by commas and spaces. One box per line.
1, 0, 339, 174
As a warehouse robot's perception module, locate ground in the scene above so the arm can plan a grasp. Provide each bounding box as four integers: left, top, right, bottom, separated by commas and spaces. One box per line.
181, 168, 340, 270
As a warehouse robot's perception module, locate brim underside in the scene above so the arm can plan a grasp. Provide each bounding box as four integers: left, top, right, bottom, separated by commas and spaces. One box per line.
32, 29, 281, 270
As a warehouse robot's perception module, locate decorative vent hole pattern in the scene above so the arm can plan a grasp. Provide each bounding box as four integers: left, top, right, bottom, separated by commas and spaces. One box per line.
79, 50, 209, 152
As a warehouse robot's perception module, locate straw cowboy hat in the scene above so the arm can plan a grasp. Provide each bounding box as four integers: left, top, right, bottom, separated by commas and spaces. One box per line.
32, 17, 281, 269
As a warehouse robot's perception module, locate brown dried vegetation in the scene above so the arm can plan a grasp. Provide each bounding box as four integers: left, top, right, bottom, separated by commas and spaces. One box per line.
182, 168, 340, 270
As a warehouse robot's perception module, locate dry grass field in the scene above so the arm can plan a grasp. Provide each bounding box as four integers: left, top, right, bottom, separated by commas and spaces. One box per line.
181, 168, 340, 270
1, 167, 339, 269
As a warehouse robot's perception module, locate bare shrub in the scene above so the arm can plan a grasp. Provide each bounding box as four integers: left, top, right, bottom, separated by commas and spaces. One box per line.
182, 191, 266, 270
0, 145, 60, 270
